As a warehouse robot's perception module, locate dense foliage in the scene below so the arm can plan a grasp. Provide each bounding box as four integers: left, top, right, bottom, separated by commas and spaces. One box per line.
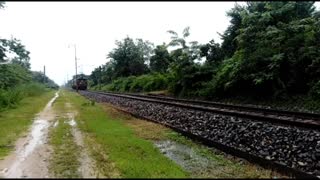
0, 5, 58, 111
88, 1, 320, 105
94, 73, 170, 93
209, 1, 320, 98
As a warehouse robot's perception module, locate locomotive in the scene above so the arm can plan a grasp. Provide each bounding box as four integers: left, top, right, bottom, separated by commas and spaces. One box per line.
72, 76, 88, 90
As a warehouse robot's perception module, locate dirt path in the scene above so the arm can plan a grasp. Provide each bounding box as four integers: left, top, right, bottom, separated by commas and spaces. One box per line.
64, 105, 97, 178
0, 91, 59, 178
0, 91, 97, 178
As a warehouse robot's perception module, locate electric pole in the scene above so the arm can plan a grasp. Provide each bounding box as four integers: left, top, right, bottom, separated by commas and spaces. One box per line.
68, 44, 78, 92
74, 44, 78, 92
43, 65, 46, 84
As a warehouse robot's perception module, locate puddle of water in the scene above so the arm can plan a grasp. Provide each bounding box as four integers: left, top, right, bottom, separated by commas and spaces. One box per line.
66, 119, 77, 127
53, 121, 59, 127
20, 119, 49, 158
6, 119, 49, 177
45, 91, 59, 109
154, 140, 219, 176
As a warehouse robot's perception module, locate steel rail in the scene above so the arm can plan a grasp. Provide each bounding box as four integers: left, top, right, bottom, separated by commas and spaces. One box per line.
93, 90, 320, 120
86, 90, 320, 130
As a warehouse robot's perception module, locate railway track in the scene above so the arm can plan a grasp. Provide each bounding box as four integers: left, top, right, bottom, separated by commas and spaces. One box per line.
89, 90, 320, 130
79, 90, 320, 178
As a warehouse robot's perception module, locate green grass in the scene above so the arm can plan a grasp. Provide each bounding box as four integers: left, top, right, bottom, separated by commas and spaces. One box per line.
0, 90, 55, 159
64, 90, 188, 178
48, 118, 81, 178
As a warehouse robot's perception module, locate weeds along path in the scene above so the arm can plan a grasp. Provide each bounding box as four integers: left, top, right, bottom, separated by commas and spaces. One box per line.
48, 90, 98, 178
0, 91, 59, 178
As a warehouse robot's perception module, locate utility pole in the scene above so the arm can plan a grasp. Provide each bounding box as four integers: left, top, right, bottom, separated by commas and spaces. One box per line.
74, 44, 78, 92
68, 44, 78, 92
66, 72, 69, 88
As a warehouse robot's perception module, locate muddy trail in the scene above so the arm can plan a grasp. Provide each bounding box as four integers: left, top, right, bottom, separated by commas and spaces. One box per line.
0, 91, 97, 178
53, 103, 97, 178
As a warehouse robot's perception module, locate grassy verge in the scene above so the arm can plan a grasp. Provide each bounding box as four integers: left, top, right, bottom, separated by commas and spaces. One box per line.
64, 90, 188, 178
0, 90, 55, 159
48, 90, 81, 178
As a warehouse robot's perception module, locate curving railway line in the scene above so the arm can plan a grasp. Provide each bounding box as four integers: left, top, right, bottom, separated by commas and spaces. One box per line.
78, 90, 320, 178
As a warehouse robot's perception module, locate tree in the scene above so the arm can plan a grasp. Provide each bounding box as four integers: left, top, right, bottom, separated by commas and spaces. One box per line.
0, 64, 31, 89
149, 44, 171, 73
0, 40, 6, 63
166, 27, 211, 97
211, 1, 320, 97
136, 38, 154, 66
167, 26, 201, 60
0, 38, 31, 69
31, 71, 59, 89
0, 2, 5, 9
89, 62, 114, 88
219, 3, 245, 59
200, 39, 224, 67
107, 36, 153, 78
167, 27, 190, 49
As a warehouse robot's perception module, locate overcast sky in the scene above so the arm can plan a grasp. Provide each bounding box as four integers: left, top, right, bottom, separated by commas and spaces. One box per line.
0, 2, 319, 86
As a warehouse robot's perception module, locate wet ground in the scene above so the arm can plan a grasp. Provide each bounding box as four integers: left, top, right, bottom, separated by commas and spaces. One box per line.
154, 140, 282, 178
64, 111, 97, 178
155, 140, 223, 177
0, 91, 97, 178
0, 91, 59, 178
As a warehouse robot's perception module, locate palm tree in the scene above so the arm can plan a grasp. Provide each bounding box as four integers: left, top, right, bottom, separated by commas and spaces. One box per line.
167, 26, 201, 60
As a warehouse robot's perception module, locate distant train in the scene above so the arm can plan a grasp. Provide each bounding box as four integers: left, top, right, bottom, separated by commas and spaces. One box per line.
72, 76, 88, 90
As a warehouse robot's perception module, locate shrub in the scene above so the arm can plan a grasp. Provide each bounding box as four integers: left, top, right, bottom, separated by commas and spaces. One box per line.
100, 73, 169, 93
0, 83, 47, 111
309, 80, 320, 99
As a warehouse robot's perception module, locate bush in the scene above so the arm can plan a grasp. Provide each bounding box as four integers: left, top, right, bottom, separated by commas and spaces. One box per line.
309, 80, 320, 99
100, 73, 169, 93
0, 83, 47, 111
0, 88, 23, 109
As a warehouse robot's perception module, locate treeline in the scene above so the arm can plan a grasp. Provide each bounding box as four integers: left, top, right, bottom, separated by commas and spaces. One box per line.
89, 2, 320, 102
0, 2, 58, 110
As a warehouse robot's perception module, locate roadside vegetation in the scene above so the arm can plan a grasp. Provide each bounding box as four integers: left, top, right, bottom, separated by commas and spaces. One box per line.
48, 92, 81, 178
0, 91, 55, 158
0, 41, 58, 112
80, 2, 320, 112
49, 119, 81, 178
0, 3, 58, 111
